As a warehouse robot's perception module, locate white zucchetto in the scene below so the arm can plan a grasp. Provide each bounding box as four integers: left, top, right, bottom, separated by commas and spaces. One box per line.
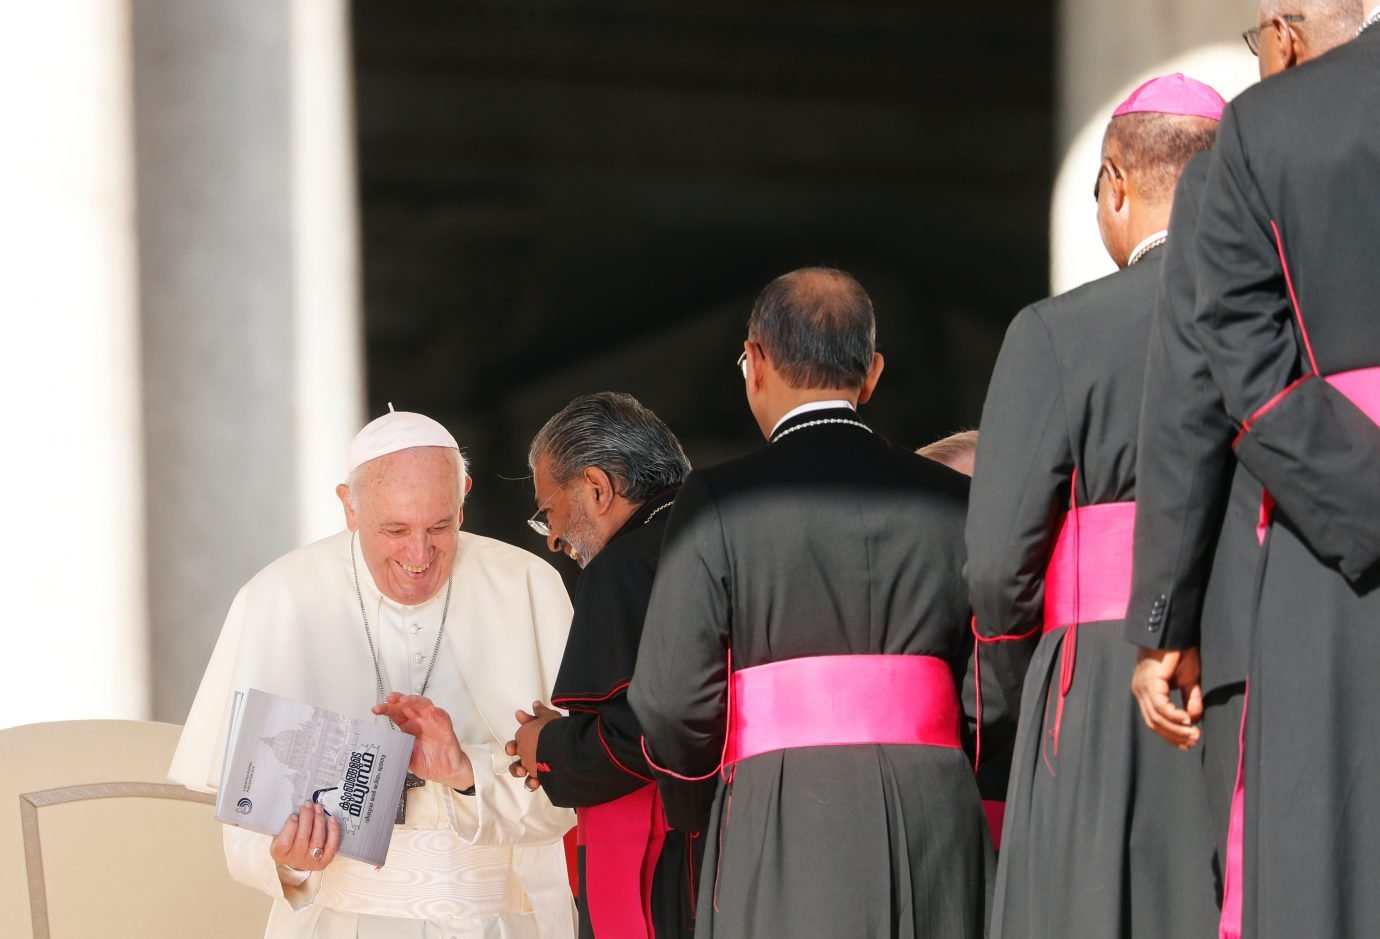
346, 404, 459, 473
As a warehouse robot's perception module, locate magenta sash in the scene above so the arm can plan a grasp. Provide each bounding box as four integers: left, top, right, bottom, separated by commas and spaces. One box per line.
1326, 366, 1380, 424
1042, 501, 1136, 632
578, 783, 669, 939
726, 654, 962, 765
1253, 368, 1380, 542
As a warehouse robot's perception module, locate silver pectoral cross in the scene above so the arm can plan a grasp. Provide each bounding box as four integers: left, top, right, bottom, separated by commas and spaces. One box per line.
395, 771, 427, 824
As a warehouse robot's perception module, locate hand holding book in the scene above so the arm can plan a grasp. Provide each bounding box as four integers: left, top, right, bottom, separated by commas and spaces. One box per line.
270, 800, 341, 871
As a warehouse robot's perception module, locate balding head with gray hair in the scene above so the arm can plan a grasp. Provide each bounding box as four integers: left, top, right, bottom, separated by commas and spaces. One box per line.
528, 392, 691, 504
1254, 0, 1363, 73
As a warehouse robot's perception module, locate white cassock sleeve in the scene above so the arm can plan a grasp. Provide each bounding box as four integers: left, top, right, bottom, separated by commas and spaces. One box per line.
444, 557, 576, 846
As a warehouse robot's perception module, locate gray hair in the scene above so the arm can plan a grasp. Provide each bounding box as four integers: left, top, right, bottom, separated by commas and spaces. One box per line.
1260, 0, 1364, 49
345, 447, 468, 513
528, 392, 690, 502
747, 267, 876, 390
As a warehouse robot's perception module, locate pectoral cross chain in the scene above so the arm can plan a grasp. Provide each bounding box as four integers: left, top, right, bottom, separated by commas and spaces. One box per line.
394, 771, 427, 824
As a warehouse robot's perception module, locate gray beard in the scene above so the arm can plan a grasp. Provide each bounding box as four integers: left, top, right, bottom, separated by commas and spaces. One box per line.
563, 500, 606, 569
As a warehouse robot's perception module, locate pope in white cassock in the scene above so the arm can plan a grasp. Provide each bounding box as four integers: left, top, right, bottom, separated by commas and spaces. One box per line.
169, 409, 577, 939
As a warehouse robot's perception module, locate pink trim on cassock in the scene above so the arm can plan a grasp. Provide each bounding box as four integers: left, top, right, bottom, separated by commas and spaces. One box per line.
1233, 375, 1313, 450
1246, 368, 1380, 544
1271, 220, 1319, 376
1219, 684, 1249, 939
727, 654, 963, 763
578, 783, 670, 939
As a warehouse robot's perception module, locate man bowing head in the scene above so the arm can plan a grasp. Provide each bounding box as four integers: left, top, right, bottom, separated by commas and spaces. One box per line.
170, 407, 576, 939
630, 268, 991, 938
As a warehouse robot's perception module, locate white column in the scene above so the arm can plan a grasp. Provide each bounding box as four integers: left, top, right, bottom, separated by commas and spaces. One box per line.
291, 0, 366, 545
0, 4, 148, 728
132, 0, 362, 723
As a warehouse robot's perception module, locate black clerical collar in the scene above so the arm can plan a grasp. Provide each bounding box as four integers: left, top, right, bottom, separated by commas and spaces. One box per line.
770, 406, 873, 444
612, 486, 680, 540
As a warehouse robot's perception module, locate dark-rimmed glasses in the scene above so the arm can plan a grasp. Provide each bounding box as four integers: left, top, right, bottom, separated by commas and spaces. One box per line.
1243, 14, 1304, 55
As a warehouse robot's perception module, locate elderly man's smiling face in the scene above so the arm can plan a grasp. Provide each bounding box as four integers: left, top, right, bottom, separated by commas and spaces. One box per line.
531, 456, 607, 568
340, 446, 464, 606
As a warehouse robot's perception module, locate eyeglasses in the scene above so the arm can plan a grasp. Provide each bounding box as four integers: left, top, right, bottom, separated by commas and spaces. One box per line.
527, 501, 553, 538
1092, 158, 1122, 202
1243, 14, 1304, 55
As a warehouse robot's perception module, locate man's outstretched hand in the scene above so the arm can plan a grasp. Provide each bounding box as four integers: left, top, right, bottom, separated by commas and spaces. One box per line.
373, 693, 475, 791
1131, 646, 1204, 750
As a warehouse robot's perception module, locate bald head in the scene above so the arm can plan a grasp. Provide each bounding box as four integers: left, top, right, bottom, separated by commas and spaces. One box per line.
747, 267, 876, 390
1102, 112, 1220, 207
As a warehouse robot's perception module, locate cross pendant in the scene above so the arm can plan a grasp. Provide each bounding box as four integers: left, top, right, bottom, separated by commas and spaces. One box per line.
394, 771, 427, 824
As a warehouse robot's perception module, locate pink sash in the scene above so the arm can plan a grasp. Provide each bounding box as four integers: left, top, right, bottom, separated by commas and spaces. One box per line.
1252, 368, 1380, 544
1042, 501, 1136, 632
578, 783, 669, 939
1326, 367, 1380, 423
726, 654, 962, 765
1040, 499, 1135, 754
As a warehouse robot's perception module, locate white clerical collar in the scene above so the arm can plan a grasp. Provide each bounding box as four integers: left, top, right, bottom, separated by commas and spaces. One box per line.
770, 399, 855, 437
1127, 229, 1168, 267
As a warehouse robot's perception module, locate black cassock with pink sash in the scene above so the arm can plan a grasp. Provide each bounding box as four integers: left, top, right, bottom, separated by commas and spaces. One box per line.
630, 410, 993, 939
534, 491, 708, 939
967, 248, 1219, 938
1127, 34, 1380, 938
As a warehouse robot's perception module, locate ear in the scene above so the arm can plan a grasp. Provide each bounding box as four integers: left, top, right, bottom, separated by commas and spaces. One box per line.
856, 352, 885, 405
1108, 161, 1129, 214
337, 483, 359, 531
1280, 17, 1301, 67
745, 340, 768, 394
583, 466, 617, 515
464, 475, 474, 496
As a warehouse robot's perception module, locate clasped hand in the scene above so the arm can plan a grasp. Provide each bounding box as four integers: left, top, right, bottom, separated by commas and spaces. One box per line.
505, 701, 562, 791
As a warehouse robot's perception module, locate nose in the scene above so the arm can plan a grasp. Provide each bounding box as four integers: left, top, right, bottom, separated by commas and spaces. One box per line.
405, 531, 432, 562
546, 531, 564, 555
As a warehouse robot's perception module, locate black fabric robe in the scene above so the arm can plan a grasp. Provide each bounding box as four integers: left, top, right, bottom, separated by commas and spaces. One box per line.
967, 247, 1219, 938
1125, 151, 1258, 894
535, 490, 706, 939
1125, 30, 1380, 937
629, 407, 991, 939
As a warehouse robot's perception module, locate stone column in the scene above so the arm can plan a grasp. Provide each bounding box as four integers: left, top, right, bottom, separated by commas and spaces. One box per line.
0, 4, 147, 729
131, 0, 363, 723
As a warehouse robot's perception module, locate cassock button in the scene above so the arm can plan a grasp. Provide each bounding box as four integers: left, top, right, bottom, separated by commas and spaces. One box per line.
413, 653, 425, 664
413, 680, 425, 693
410, 624, 422, 634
